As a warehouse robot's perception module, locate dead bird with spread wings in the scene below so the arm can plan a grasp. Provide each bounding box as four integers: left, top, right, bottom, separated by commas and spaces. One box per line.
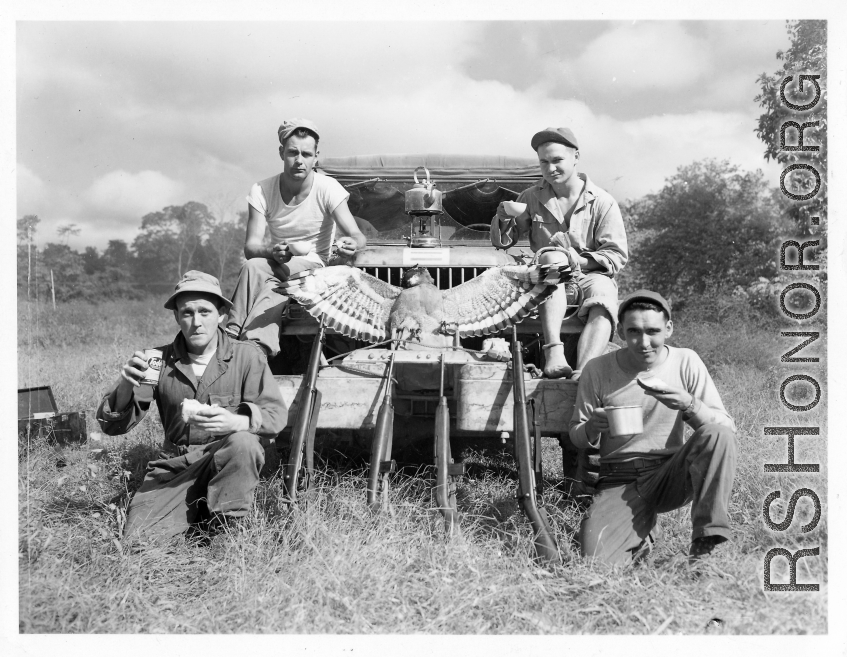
276, 262, 578, 348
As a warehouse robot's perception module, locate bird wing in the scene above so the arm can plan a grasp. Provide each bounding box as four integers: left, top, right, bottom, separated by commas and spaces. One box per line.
277, 266, 401, 343
441, 263, 574, 337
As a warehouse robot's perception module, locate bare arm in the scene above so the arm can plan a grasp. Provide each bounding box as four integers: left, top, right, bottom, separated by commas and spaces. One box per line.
332, 200, 367, 256
243, 205, 279, 261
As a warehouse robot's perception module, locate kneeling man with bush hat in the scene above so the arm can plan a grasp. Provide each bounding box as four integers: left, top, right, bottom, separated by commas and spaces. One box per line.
568, 289, 737, 567
97, 270, 287, 541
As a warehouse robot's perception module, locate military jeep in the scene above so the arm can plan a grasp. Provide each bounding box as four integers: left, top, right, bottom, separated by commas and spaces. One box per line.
270, 153, 593, 559
273, 154, 583, 439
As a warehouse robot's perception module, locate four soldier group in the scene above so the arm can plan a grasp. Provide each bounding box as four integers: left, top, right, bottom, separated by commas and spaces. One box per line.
98, 119, 737, 568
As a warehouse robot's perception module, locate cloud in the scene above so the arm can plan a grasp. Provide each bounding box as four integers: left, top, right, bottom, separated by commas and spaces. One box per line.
14, 21, 788, 250
462, 21, 788, 120
292, 71, 781, 202
16, 163, 46, 211
84, 170, 186, 217
573, 22, 711, 90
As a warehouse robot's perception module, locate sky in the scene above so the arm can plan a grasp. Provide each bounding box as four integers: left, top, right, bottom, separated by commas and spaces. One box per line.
16, 19, 792, 250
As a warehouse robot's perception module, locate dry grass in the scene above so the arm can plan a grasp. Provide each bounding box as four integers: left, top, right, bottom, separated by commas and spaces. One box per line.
18, 297, 827, 634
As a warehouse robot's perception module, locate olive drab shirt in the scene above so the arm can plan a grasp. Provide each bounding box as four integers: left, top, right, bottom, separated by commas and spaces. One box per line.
97, 328, 287, 454
493, 173, 628, 277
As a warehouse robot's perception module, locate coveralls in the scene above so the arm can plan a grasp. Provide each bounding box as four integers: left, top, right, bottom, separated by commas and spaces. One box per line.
97, 328, 287, 540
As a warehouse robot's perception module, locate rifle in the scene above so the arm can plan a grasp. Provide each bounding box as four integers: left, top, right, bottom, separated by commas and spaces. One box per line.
434, 353, 462, 535
366, 332, 398, 511
282, 317, 326, 502
510, 325, 560, 564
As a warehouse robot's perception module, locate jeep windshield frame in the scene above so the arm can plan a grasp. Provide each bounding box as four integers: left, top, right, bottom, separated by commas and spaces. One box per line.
318, 154, 541, 247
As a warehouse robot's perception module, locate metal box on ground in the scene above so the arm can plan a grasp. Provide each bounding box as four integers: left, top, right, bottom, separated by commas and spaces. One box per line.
18, 386, 88, 444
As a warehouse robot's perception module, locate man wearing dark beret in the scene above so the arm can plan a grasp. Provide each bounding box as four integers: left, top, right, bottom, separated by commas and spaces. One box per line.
569, 290, 737, 567
491, 127, 628, 380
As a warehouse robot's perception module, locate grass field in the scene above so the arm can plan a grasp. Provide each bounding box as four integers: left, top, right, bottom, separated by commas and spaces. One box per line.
17, 296, 827, 635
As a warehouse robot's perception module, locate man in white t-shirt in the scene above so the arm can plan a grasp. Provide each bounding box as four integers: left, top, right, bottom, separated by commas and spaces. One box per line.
226, 118, 367, 357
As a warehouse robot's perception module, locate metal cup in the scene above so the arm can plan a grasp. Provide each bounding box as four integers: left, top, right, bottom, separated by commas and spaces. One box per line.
140, 349, 164, 386
605, 405, 644, 438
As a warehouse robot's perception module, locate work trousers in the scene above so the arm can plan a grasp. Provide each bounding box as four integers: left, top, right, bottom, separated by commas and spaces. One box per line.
579, 423, 736, 566
124, 431, 265, 541
227, 257, 321, 357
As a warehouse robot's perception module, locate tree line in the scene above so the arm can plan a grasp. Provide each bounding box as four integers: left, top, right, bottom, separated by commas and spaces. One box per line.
14, 159, 796, 309
17, 203, 248, 303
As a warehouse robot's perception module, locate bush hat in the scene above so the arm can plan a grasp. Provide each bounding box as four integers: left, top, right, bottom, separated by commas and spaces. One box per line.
531, 126, 579, 152
164, 270, 233, 312
617, 289, 672, 322
278, 118, 320, 144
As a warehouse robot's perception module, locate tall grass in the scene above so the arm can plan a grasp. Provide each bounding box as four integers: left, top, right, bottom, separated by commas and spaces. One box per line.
18, 297, 827, 634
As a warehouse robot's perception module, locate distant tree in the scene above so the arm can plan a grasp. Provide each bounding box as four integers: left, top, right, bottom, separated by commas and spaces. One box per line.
17, 215, 40, 296
629, 159, 791, 302
205, 209, 248, 290
37, 243, 87, 301
82, 246, 104, 275
17, 214, 40, 244
102, 240, 133, 269
133, 201, 214, 283
755, 20, 826, 236
57, 223, 81, 245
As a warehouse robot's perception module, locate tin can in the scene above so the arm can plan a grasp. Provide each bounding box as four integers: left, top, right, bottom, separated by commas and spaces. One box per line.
140, 349, 164, 386
606, 405, 644, 438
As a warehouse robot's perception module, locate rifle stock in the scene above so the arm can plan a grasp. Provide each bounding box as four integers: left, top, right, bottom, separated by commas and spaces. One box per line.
434, 355, 460, 535
367, 347, 396, 510
283, 318, 326, 502
511, 326, 560, 565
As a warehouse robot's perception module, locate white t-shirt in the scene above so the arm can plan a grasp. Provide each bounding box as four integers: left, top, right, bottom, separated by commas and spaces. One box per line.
246, 172, 350, 266
187, 349, 215, 379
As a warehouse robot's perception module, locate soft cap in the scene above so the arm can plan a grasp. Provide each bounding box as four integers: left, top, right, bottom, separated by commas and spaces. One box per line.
530, 126, 579, 151
164, 270, 233, 312
617, 289, 672, 322
278, 118, 320, 144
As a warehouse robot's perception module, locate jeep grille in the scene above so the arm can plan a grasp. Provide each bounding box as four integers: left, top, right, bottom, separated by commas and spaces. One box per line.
361, 266, 491, 291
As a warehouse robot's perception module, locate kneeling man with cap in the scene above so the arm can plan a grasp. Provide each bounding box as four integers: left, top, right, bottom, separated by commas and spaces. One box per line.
568, 290, 737, 566
491, 127, 628, 379
97, 271, 287, 540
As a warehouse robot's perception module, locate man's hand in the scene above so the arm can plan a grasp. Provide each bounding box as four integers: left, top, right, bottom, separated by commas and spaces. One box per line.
120, 351, 149, 389
336, 236, 358, 257
271, 242, 290, 265
190, 406, 250, 435
112, 350, 149, 413
549, 233, 587, 270
586, 407, 609, 443
643, 385, 694, 412
548, 232, 570, 250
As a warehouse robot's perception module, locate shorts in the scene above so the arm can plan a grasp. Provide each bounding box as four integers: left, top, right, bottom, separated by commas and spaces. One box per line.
576, 272, 619, 329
